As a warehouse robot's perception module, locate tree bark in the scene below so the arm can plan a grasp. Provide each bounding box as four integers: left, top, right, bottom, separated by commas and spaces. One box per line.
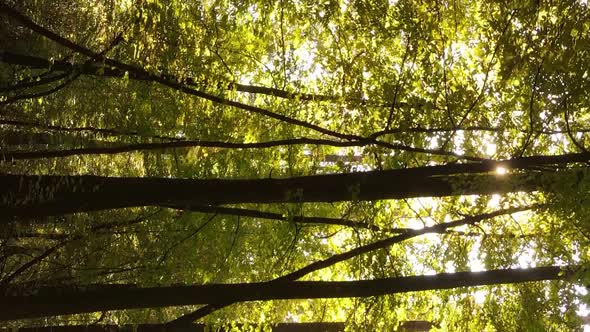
0, 170, 546, 218
1, 156, 583, 218
0, 266, 569, 321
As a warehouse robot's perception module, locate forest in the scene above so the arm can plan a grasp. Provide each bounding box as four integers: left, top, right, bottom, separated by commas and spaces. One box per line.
1, 0, 590, 331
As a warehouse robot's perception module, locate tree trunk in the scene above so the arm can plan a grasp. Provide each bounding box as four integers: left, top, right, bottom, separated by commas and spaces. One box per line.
3, 153, 588, 218
0, 266, 569, 321
8, 327, 204, 332
0, 165, 581, 219
1, 323, 346, 332
0, 171, 545, 218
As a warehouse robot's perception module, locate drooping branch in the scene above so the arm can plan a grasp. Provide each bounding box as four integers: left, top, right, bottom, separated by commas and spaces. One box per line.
0, 210, 160, 288
0, 265, 571, 321
0, 37, 438, 113
0, 240, 68, 290
0, 5, 358, 141
0, 52, 343, 102
0, 32, 123, 106
0, 70, 70, 93
0, 5, 489, 163
0, 51, 432, 109
1, 74, 77, 105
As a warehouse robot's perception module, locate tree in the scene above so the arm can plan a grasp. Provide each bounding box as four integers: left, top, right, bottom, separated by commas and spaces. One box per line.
1, 0, 590, 330
0, 266, 570, 321
3, 153, 589, 218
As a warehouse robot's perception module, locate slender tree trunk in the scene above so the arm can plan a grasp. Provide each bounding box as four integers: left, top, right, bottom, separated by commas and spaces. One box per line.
0, 266, 569, 321
167, 205, 381, 230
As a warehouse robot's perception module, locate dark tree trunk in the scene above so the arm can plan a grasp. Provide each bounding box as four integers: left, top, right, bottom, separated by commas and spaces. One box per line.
0, 170, 551, 218
0, 266, 569, 321
2, 150, 585, 218
1, 323, 346, 332
2, 326, 206, 332
3, 151, 588, 218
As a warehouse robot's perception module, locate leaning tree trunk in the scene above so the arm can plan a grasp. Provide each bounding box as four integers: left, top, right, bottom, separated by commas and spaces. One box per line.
0, 266, 569, 321
2, 153, 587, 218
0, 171, 583, 219
0, 170, 555, 218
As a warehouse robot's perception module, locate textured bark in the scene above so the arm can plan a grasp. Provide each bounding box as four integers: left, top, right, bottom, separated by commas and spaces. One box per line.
0, 170, 549, 218
3, 150, 588, 218
3, 149, 587, 218
0, 266, 569, 321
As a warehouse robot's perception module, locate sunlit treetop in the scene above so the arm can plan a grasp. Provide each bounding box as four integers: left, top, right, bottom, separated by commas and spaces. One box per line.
1, 0, 590, 330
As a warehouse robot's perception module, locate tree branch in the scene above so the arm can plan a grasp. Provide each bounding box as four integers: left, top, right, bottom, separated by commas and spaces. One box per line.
167, 206, 531, 324
1, 137, 481, 161
0, 4, 359, 141
164, 204, 382, 231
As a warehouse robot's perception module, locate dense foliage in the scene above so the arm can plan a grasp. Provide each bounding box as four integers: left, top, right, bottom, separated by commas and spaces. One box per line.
1, 0, 590, 330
